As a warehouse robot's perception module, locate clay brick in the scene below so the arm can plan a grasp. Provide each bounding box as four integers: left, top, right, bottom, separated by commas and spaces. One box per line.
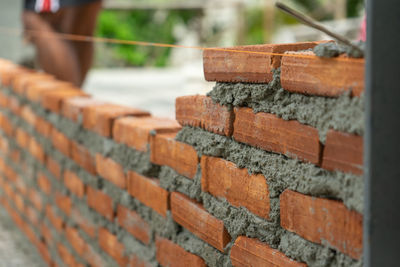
201, 156, 270, 219
35, 117, 53, 138
83, 244, 106, 267
170, 192, 231, 252
281, 51, 365, 97
66, 226, 87, 257
83, 103, 150, 137
0, 65, 29, 87
1, 115, 14, 136
51, 128, 71, 157
129, 256, 152, 267
175, 95, 234, 136
127, 171, 169, 217
113, 116, 181, 151
87, 186, 114, 221
12, 72, 53, 95
26, 205, 39, 226
117, 204, 150, 244
37, 241, 53, 266
14, 192, 25, 213
150, 132, 198, 179
71, 142, 96, 175
25, 79, 73, 102
322, 130, 363, 175
41, 222, 53, 245
58, 243, 76, 267
14, 175, 27, 195
64, 170, 85, 198
29, 138, 46, 163
28, 188, 43, 211
231, 236, 306, 267
203, 42, 319, 83
46, 157, 61, 179
37, 173, 51, 195
62, 96, 105, 122
70, 208, 97, 238
20, 105, 37, 126
156, 237, 206, 267
98, 227, 128, 266
233, 108, 321, 164
46, 205, 64, 232
95, 154, 126, 189
55, 193, 72, 216
42, 88, 88, 113
280, 190, 363, 259
10, 149, 21, 163
0, 136, 8, 154
9, 95, 21, 115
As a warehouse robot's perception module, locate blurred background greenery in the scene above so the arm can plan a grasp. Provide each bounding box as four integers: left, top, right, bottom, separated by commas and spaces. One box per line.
95, 0, 365, 68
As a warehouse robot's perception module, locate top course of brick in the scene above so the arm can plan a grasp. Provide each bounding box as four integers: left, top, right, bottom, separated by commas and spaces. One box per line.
203, 42, 365, 97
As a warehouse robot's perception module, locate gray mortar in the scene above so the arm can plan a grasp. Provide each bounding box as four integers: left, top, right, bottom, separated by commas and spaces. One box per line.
176, 127, 363, 213
207, 69, 364, 143
313, 41, 365, 58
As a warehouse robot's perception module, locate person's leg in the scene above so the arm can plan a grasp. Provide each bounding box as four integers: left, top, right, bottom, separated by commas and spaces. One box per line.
60, 1, 102, 86
22, 10, 81, 86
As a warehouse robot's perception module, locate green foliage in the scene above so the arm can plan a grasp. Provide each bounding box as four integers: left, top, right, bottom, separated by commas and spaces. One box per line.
96, 10, 197, 67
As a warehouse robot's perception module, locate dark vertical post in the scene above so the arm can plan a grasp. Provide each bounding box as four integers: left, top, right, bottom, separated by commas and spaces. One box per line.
364, 1, 400, 266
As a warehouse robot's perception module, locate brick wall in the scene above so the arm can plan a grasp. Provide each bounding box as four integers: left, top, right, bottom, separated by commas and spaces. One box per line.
0, 41, 364, 267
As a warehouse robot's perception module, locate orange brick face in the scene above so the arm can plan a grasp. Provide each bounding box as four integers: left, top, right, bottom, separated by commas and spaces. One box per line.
41, 88, 88, 113
98, 228, 128, 266
117, 205, 150, 244
113, 116, 181, 151
37, 173, 51, 195
46, 157, 61, 179
70, 208, 97, 238
64, 170, 85, 198
82, 104, 150, 137
71, 142, 96, 175
281, 51, 365, 97
175, 95, 234, 136
230, 236, 306, 267
35, 117, 53, 138
95, 154, 126, 189
203, 42, 319, 83
62, 96, 105, 122
170, 192, 231, 252
87, 186, 114, 221
127, 171, 169, 217
150, 132, 198, 179
201, 156, 270, 219
280, 190, 363, 259
322, 130, 363, 175
16, 128, 30, 149
51, 128, 71, 157
20, 105, 37, 126
25, 80, 74, 102
46, 205, 64, 232
55, 193, 72, 216
156, 237, 206, 267
65, 226, 87, 257
233, 108, 321, 164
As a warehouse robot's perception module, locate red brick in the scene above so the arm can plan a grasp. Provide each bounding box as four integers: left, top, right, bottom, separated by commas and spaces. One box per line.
40, 222, 53, 245
113, 116, 181, 151
37, 241, 53, 266
281, 51, 365, 97
0, 135, 8, 154
117, 205, 150, 244
9, 95, 21, 115
28, 188, 43, 211
233, 108, 321, 164
42, 88, 88, 113
203, 42, 319, 83
129, 256, 152, 267
20, 105, 37, 126
83, 244, 106, 267
58, 243, 76, 267
175, 95, 234, 136
29, 138, 46, 163
4, 165, 17, 182
66, 226, 87, 257
37, 173, 51, 195
82, 103, 150, 137
46, 205, 64, 232
25, 79, 74, 102
14, 175, 27, 195
51, 128, 71, 157
280, 190, 363, 259
201, 156, 270, 219
62, 96, 105, 122
87, 186, 114, 221
70, 208, 97, 238
127, 171, 169, 217
14, 192, 25, 213
46, 157, 61, 179
96, 154, 126, 189
0, 65, 29, 87
156, 237, 206, 267
98, 227, 128, 266
150, 132, 198, 179
12, 72, 53, 95
10, 149, 21, 163
64, 170, 85, 198
322, 130, 363, 175
26, 205, 39, 226
231, 236, 306, 267
55, 193, 72, 216
170, 192, 231, 252
35, 117, 53, 138
1, 115, 14, 136
71, 142, 96, 175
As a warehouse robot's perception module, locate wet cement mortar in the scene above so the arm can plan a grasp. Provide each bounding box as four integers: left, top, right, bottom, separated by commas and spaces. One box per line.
313, 41, 365, 59
207, 69, 364, 144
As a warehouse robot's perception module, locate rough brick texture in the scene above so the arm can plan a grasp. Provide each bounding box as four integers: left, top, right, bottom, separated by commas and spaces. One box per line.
233, 108, 321, 164
280, 190, 363, 259
96, 154, 126, 189
87, 186, 114, 221
117, 205, 151, 245
176, 95, 234, 136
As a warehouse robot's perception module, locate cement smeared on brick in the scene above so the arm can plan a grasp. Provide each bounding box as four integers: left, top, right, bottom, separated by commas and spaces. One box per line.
207, 69, 364, 143
313, 41, 365, 59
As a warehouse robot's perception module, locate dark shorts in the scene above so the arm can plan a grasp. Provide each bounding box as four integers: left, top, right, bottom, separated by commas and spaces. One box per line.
25, 0, 100, 12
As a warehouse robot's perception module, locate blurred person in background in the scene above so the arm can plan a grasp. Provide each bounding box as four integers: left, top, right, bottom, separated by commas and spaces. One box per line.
22, 0, 102, 87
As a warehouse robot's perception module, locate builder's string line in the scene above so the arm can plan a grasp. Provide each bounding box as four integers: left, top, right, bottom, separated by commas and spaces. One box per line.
0, 26, 363, 63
